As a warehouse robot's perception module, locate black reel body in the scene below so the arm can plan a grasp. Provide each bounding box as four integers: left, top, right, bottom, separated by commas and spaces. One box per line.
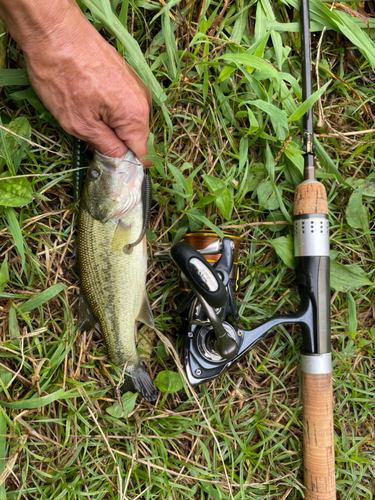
170, 234, 326, 386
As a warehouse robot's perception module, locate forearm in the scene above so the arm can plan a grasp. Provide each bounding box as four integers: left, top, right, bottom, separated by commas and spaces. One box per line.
0, 0, 152, 161
0, 0, 85, 49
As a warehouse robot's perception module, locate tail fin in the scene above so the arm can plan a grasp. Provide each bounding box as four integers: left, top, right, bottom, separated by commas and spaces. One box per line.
121, 361, 158, 402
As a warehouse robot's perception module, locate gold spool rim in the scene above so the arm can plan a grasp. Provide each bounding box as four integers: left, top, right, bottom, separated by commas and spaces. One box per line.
184, 231, 242, 241
205, 260, 239, 264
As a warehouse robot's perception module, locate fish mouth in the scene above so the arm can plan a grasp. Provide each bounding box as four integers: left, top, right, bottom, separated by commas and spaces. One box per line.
94, 150, 140, 172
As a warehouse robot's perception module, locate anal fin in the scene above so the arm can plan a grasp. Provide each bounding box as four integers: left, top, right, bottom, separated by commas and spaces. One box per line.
77, 289, 98, 331
136, 291, 154, 328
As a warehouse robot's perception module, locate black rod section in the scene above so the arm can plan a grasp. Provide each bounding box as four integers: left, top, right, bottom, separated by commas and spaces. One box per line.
300, 0, 315, 178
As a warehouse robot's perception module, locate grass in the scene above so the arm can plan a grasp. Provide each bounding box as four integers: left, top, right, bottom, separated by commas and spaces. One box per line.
0, 0, 374, 499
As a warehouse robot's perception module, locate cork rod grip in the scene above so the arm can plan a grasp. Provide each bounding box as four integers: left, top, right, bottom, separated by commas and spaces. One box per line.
294, 181, 328, 216
302, 371, 336, 499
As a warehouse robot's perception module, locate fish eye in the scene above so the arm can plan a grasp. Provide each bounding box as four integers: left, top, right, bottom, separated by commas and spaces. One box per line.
89, 168, 100, 180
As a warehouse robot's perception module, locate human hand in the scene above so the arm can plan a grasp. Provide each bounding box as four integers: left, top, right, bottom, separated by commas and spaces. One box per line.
0, 0, 152, 165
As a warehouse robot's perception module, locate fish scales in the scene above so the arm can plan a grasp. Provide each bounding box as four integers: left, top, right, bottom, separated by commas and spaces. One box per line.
77, 151, 157, 401
78, 206, 145, 366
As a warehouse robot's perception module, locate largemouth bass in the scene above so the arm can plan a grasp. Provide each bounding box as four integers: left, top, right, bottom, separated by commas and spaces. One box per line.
77, 150, 157, 402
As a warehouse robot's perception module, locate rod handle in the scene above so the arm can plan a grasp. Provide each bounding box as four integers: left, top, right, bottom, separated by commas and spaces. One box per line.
294, 180, 328, 216
302, 370, 336, 499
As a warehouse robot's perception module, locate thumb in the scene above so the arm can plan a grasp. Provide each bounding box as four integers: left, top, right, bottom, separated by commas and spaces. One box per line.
124, 136, 152, 168
114, 124, 151, 167
84, 122, 128, 158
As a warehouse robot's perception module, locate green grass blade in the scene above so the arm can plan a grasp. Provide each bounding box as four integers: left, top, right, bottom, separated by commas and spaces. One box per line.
4, 207, 25, 274
288, 81, 331, 123
0, 388, 81, 410
0, 387, 10, 500
18, 284, 67, 313
0, 69, 30, 86
218, 53, 278, 76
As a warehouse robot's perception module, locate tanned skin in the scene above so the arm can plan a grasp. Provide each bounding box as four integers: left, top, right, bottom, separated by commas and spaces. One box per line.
0, 0, 152, 165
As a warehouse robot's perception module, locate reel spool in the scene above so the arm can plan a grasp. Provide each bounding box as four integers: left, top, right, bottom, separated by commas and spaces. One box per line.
179, 230, 242, 294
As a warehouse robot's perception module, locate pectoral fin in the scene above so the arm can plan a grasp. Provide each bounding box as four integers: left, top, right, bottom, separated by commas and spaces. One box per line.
136, 291, 154, 328
111, 220, 132, 253
77, 290, 98, 331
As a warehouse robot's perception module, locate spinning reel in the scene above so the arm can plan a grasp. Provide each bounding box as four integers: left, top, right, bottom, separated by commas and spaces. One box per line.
158, 228, 329, 386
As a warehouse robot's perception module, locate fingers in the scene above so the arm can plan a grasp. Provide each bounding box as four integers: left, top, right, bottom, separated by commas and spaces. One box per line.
80, 122, 151, 166
83, 122, 128, 158
70, 117, 151, 163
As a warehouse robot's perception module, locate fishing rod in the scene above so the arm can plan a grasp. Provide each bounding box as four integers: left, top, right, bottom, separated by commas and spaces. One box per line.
158, 1, 336, 496
297, 0, 336, 495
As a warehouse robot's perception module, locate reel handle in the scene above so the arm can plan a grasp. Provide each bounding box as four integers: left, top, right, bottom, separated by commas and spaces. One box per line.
171, 242, 239, 359
170, 242, 227, 309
